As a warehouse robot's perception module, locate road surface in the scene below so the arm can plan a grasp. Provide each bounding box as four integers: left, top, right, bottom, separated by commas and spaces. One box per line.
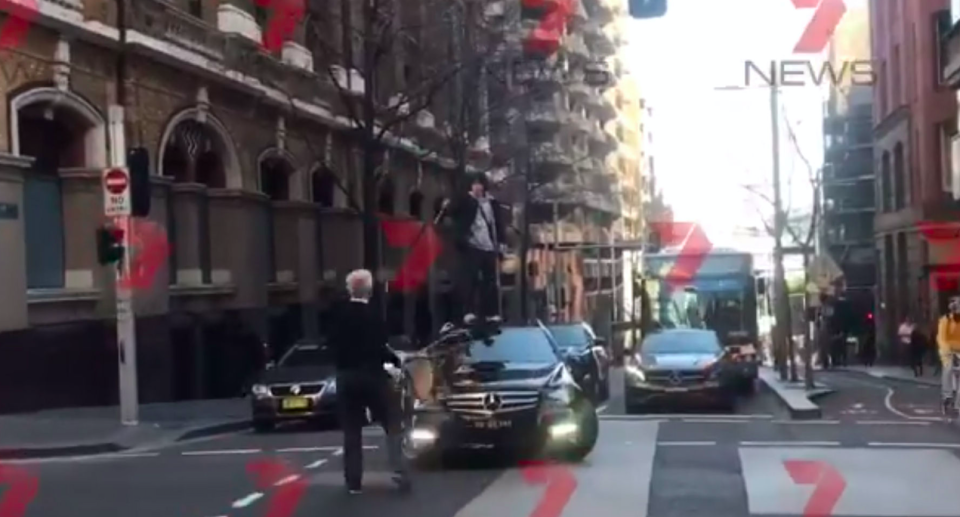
10, 368, 960, 517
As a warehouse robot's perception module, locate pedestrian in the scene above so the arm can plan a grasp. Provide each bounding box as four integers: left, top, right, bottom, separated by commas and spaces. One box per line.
327, 269, 411, 494
442, 173, 507, 321
937, 296, 960, 413
860, 328, 876, 367
909, 321, 928, 377
898, 316, 916, 371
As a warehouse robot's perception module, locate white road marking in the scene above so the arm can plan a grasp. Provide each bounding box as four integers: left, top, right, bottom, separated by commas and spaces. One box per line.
658, 441, 716, 446
856, 420, 930, 426
276, 446, 341, 453
682, 418, 754, 424
114, 452, 161, 457
305, 458, 328, 469
231, 492, 264, 508
600, 413, 772, 421
274, 474, 300, 486
332, 448, 343, 456
881, 384, 941, 421
182, 449, 261, 456
740, 441, 841, 447
868, 442, 960, 448
770, 419, 839, 425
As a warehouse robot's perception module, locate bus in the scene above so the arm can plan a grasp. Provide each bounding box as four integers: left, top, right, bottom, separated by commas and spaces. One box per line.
641, 250, 760, 361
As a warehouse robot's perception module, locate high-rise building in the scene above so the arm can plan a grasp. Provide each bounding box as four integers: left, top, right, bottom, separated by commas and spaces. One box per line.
822, 0, 875, 331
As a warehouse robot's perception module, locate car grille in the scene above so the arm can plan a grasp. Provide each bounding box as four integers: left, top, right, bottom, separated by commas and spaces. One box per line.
644, 369, 708, 386
443, 390, 540, 416
269, 383, 325, 396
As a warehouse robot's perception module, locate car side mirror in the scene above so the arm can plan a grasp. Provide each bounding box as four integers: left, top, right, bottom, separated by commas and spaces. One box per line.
594, 337, 607, 347
265, 361, 276, 370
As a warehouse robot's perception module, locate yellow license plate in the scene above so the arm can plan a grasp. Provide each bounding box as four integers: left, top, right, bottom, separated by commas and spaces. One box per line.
281, 397, 309, 410
474, 420, 512, 430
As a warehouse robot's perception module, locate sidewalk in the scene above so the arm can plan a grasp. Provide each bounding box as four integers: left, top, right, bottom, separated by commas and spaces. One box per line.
0, 399, 251, 459
836, 365, 940, 387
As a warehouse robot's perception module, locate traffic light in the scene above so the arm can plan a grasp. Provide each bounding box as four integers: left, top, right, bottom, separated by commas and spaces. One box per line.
97, 225, 125, 265
129, 147, 151, 217
629, 0, 667, 18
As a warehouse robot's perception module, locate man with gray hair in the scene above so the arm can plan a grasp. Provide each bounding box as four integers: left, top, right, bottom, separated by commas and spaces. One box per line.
327, 269, 411, 494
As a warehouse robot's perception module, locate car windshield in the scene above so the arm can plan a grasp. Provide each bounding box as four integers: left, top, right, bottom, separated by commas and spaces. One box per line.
279, 344, 333, 368
463, 328, 559, 363
548, 326, 590, 350
642, 332, 720, 355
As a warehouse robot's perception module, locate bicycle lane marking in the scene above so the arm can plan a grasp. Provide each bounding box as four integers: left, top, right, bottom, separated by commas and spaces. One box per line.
821, 370, 940, 422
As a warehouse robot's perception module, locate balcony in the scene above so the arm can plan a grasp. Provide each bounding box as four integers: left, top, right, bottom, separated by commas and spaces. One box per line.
531, 142, 575, 170
526, 102, 566, 129
582, 21, 617, 57
568, 109, 593, 134
567, 81, 595, 101
564, 33, 591, 60
593, 95, 618, 121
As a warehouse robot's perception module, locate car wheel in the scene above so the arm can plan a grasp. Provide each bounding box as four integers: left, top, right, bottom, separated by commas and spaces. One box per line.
253, 420, 275, 433
563, 400, 599, 462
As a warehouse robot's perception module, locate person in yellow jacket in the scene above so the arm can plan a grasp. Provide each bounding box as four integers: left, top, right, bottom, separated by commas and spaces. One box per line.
936, 296, 960, 412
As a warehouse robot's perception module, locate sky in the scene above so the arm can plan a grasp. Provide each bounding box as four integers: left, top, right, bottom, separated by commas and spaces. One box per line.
622, 0, 852, 263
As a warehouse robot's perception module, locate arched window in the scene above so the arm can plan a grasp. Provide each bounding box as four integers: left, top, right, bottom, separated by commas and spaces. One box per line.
408, 190, 424, 219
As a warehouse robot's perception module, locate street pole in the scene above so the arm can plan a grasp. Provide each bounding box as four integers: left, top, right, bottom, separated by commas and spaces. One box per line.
769, 84, 792, 382
552, 200, 560, 321
111, 0, 138, 425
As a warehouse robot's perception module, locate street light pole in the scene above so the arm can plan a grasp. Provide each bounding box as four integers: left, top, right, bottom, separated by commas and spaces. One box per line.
111, 0, 138, 425
769, 85, 792, 382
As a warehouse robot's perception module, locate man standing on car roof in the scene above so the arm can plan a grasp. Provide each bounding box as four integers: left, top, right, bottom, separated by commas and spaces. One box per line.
442, 173, 507, 321
327, 269, 411, 495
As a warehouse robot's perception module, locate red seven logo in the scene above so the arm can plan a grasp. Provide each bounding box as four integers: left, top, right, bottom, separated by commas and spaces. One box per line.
0, 0, 39, 49
648, 221, 713, 287
254, 0, 305, 52
380, 218, 443, 293
790, 0, 847, 54
523, 0, 574, 55
918, 221, 960, 293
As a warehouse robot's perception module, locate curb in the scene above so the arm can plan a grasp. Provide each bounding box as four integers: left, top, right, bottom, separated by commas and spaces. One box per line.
758, 376, 827, 420
835, 368, 940, 388
0, 419, 251, 460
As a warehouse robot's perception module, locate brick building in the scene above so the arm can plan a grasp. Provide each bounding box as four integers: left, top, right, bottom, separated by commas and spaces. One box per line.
870, 0, 957, 354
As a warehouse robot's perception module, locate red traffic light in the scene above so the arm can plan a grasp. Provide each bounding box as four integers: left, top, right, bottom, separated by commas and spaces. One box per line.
109, 228, 124, 242
867, 312, 873, 320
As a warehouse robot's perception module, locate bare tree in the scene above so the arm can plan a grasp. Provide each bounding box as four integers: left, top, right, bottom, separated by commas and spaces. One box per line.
741, 107, 821, 387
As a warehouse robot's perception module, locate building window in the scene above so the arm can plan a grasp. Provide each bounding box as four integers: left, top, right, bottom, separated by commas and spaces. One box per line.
893, 142, 905, 210
940, 121, 958, 193
880, 151, 892, 212
188, 0, 202, 18
935, 9, 952, 87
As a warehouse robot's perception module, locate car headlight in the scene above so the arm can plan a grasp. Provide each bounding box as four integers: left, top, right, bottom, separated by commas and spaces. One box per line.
624, 356, 646, 381
251, 384, 270, 397
324, 379, 336, 394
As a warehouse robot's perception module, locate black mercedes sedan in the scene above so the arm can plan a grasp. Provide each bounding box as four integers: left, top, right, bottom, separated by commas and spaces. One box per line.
401, 323, 599, 466
623, 329, 737, 413
547, 323, 611, 403
249, 341, 339, 432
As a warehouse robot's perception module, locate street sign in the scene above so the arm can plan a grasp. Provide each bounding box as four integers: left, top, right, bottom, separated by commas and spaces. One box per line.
103, 167, 130, 217
806, 254, 843, 290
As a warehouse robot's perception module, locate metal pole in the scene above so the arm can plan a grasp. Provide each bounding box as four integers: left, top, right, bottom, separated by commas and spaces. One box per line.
112, 0, 138, 425
552, 200, 560, 322
770, 85, 791, 382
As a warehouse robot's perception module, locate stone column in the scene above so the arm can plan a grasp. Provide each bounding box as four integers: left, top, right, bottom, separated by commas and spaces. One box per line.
0, 154, 32, 331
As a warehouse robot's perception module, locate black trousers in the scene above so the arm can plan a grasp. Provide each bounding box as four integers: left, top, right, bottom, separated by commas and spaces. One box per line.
457, 247, 499, 320
336, 370, 407, 489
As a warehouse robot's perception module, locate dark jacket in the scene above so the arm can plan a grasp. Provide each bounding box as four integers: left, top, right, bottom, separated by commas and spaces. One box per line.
327, 299, 400, 374
446, 193, 507, 252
